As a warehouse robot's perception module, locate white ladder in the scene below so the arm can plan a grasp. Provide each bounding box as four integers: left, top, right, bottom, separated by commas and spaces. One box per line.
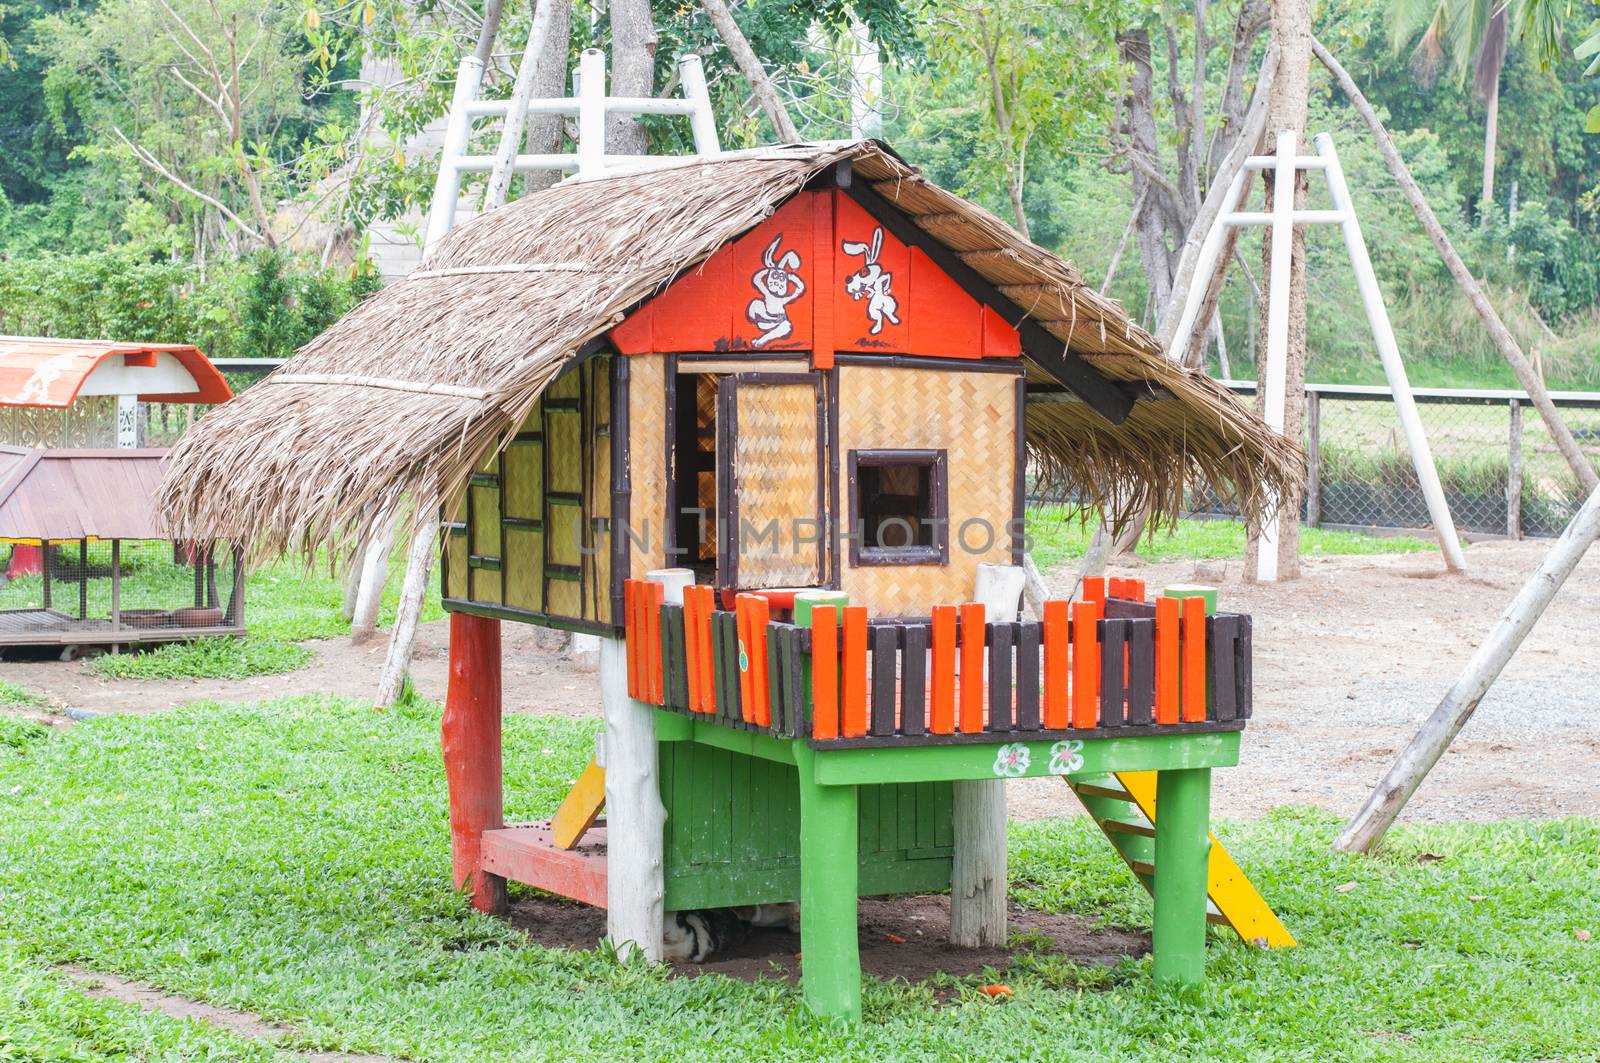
424, 45, 721, 250
1170, 130, 1467, 580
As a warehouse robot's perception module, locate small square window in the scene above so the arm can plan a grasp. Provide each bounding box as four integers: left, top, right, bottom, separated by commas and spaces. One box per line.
848, 449, 948, 566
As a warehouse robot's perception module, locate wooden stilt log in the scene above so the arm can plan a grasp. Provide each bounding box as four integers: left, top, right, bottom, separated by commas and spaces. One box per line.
599, 567, 681, 960
349, 518, 396, 643
950, 563, 1025, 948
376, 520, 435, 708
441, 611, 507, 914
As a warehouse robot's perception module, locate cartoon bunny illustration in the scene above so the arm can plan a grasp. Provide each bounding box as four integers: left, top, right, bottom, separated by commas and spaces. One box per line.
746, 234, 806, 348
842, 226, 900, 335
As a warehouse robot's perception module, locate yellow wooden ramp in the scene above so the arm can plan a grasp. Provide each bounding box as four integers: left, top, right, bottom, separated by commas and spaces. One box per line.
550, 757, 606, 850
1066, 770, 1294, 948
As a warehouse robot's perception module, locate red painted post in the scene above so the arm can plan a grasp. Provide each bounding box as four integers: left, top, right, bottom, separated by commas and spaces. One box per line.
441, 611, 508, 914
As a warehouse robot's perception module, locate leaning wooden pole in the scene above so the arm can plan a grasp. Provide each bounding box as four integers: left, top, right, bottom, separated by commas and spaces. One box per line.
1313, 37, 1597, 495
376, 513, 437, 707
1333, 481, 1600, 854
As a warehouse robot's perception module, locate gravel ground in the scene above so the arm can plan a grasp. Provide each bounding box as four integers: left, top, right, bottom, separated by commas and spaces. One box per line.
1009, 537, 1600, 824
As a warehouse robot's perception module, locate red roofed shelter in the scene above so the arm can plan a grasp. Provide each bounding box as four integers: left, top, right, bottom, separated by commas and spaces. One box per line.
0, 337, 233, 582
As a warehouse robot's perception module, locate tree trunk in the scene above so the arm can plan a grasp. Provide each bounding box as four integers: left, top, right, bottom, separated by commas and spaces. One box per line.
1004, 160, 1029, 240
1480, 79, 1499, 219
1246, 0, 1311, 582
607, 0, 658, 154
1333, 481, 1600, 853
1209, 0, 1272, 178
521, 0, 573, 194
1313, 38, 1598, 495
1118, 29, 1181, 317
484, 0, 563, 210
699, 0, 799, 142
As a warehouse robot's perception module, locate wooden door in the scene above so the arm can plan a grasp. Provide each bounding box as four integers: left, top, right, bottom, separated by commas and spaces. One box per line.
716, 373, 826, 589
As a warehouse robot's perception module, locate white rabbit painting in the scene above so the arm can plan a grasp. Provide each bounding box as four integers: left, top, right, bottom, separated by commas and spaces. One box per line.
745, 234, 806, 348
841, 226, 900, 335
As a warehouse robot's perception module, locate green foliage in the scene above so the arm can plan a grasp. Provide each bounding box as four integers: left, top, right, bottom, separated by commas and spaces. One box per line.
0, 245, 377, 360
2, 699, 1599, 1058
0, 678, 43, 708
88, 637, 312, 681
0, 715, 49, 754
239, 249, 380, 360
1026, 505, 1431, 572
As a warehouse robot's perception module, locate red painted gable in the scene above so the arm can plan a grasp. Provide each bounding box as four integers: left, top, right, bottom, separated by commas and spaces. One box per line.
609, 189, 1021, 365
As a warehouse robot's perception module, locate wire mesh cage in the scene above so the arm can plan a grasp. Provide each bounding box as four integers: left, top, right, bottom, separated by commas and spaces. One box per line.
0, 539, 242, 646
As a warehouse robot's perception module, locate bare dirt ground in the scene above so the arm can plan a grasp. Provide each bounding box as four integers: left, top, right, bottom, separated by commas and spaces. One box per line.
6, 538, 1596, 823
504, 894, 1146, 985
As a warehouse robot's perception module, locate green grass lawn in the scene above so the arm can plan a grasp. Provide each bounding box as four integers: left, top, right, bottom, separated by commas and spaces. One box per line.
2, 700, 1596, 1060
1027, 506, 1433, 573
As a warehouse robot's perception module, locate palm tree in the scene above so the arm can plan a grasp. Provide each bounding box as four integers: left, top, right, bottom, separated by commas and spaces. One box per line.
1390, 0, 1567, 217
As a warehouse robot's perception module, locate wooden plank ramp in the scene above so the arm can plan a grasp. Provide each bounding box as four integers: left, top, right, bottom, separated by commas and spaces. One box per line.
1064, 771, 1295, 949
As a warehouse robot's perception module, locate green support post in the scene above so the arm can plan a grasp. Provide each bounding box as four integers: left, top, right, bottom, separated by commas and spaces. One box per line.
792, 741, 861, 1022
1151, 766, 1212, 986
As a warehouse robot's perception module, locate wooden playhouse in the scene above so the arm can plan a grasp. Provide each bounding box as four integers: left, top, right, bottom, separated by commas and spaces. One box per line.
160, 141, 1301, 1021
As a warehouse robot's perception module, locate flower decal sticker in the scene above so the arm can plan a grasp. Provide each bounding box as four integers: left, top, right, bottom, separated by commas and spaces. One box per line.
992, 743, 1031, 778
1048, 740, 1085, 776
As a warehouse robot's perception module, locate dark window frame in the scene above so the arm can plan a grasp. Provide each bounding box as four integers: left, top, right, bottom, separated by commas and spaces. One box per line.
847, 448, 949, 567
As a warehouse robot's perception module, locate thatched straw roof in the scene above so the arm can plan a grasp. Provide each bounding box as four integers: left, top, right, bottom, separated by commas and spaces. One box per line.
159, 140, 1299, 559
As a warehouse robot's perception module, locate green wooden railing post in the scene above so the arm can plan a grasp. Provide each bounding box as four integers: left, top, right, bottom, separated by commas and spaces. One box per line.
792, 741, 861, 1022
1151, 766, 1212, 986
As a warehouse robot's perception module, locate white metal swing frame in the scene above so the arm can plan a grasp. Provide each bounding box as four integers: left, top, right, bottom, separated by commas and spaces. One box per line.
1169, 129, 1467, 580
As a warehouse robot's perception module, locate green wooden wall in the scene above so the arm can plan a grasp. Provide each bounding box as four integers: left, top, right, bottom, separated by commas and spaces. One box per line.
442, 355, 615, 632
660, 740, 954, 910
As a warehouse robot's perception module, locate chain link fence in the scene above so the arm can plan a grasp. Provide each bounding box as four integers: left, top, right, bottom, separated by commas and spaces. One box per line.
1189, 382, 1600, 538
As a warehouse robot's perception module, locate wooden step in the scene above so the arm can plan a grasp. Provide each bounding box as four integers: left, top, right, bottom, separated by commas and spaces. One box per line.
1128, 860, 1155, 876
1100, 818, 1155, 838
1073, 782, 1134, 802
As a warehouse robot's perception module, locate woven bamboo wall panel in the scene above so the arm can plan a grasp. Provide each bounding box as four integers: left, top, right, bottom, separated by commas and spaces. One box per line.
838, 364, 1016, 615
470, 483, 501, 558
547, 575, 581, 616
547, 499, 582, 567
628, 354, 667, 579
503, 526, 544, 612
734, 382, 822, 587
547, 410, 582, 495
444, 529, 468, 600
503, 443, 542, 520
547, 367, 581, 402
471, 565, 502, 605
588, 527, 609, 622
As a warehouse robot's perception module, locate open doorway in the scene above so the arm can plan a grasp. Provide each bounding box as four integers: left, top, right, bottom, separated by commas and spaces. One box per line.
670, 371, 718, 583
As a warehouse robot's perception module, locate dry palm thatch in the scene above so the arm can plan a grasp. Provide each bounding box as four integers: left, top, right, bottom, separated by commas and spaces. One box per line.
159, 139, 1300, 561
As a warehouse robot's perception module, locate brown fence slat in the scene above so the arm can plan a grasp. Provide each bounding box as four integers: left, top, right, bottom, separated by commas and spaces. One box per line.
1015, 621, 1040, 732
1210, 615, 1239, 722
665, 604, 689, 710
783, 626, 807, 737
988, 621, 1014, 732
870, 625, 899, 737
1100, 618, 1128, 726
1103, 599, 1157, 620
1126, 619, 1154, 725
715, 612, 741, 727
1237, 615, 1253, 719
766, 626, 786, 734
901, 623, 927, 736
